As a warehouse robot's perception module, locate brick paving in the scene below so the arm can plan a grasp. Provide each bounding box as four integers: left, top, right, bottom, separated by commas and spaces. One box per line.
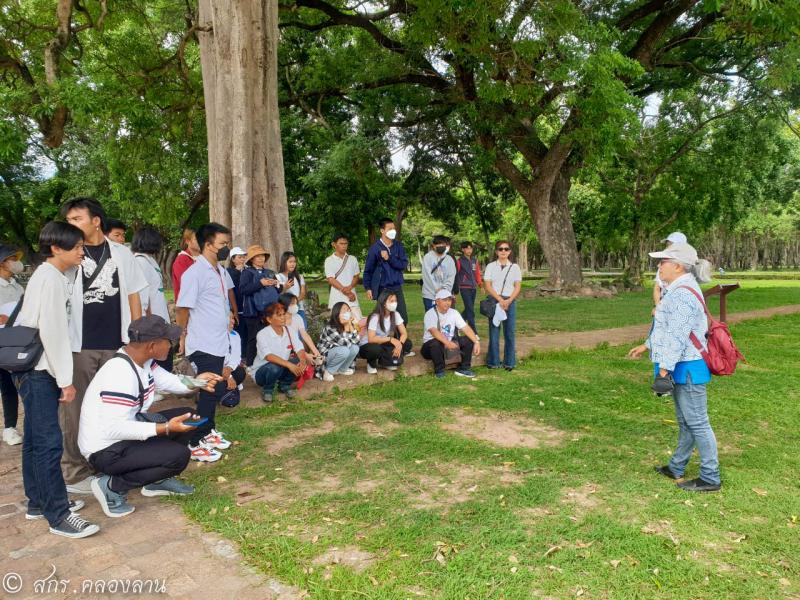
1, 304, 797, 598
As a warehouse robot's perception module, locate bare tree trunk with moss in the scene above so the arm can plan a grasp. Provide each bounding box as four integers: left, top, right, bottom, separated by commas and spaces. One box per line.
197, 0, 291, 268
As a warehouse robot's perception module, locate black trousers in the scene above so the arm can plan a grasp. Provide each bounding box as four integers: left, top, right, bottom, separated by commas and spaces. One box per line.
359, 339, 413, 367
421, 336, 474, 373
213, 365, 246, 395
0, 368, 18, 428
88, 407, 192, 494
242, 316, 265, 367
187, 351, 224, 445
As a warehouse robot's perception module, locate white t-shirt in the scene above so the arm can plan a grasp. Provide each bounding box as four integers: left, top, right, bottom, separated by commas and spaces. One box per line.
276, 273, 306, 310
362, 312, 404, 345
324, 254, 360, 310
251, 325, 294, 374
484, 261, 522, 297
422, 307, 467, 344
135, 253, 170, 323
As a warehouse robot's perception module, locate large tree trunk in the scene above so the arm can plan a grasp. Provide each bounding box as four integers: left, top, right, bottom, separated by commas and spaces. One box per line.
525, 167, 582, 288
623, 215, 646, 288
197, 0, 291, 269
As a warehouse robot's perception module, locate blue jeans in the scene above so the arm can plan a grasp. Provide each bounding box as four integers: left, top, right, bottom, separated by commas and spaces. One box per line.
254, 360, 297, 393
423, 297, 434, 313
459, 288, 477, 332
487, 298, 517, 368
297, 309, 308, 329
13, 370, 70, 527
325, 345, 360, 373
668, 373, 721, 485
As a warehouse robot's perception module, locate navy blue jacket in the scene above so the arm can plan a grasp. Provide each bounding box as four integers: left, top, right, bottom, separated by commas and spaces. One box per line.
239, 266, 280, 318
363, 239, 408, 297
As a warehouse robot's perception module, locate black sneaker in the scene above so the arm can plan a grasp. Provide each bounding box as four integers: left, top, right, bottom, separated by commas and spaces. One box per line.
26, 499, 85, 520
49, 512, 100, 538
504, 366, 514, 371
654, 465, 680, 480
677, 478, 721, 493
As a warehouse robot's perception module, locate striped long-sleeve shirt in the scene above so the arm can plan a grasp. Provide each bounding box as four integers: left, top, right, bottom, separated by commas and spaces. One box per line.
78, 348, 194, 458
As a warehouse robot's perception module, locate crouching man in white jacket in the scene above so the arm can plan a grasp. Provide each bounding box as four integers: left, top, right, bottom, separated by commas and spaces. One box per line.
78, 315, 222, 518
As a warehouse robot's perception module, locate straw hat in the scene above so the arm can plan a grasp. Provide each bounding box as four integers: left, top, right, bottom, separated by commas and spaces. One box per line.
245, 244, 270, 264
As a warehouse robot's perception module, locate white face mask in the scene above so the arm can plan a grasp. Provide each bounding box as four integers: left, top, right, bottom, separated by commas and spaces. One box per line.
8, 260, 24, 275
341, 312, 352, 321
386, 302, 398, 312
385, 229, 397, 240
288, 304, 299, 315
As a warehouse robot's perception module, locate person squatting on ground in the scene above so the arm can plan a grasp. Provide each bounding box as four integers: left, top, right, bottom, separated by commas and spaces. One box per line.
13, 222, 100, 538
0, 243, 25, 446
250, 302, 309, 403
62, 197, 147, 495
175, 222, 235, 462
421, 289, 481, 379
279, 292, 322, 360
316, 301, 361, 382
79, 316, 223, 517
358, 290, 413, 374
628, 243, 721, 493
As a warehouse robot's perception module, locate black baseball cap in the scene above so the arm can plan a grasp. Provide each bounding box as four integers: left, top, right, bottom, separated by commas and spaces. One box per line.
0, 244, 21, 263
128, 315, 182, 343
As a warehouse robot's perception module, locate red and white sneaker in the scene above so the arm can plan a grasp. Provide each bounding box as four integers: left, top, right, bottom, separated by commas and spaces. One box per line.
188, 443, 222, 462
201, 429, 231, 450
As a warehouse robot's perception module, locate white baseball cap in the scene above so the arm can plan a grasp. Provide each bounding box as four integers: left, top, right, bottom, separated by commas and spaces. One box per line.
434, 289, 453, 300
229, 246, 247, 257
660, 231, 687, 245
649, 243, 698, 265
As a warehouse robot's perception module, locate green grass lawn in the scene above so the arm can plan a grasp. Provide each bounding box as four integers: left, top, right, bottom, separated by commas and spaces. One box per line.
176, 313, 800, 599
305, 278, 800, 340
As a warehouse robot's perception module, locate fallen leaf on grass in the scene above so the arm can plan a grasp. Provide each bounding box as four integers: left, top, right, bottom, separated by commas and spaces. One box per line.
779, 578, 790, 587
508, 555, 519, 564
730, 533, 747, 543
209, 507, 217, 515
543, 545, 562, 558
609, 560, 621, 569
752, 488, 768, 497
216, 476, 227, 483
662, 419, 677, 425
574, 540, 594, 549
311, 535, 319, 544
467, 485, 478, 493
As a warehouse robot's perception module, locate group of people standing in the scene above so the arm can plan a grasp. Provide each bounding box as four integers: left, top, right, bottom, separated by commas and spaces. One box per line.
0, 202, 724, 548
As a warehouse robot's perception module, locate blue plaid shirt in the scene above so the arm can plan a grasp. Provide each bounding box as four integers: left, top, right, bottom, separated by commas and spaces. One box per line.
646, 273, 709, 376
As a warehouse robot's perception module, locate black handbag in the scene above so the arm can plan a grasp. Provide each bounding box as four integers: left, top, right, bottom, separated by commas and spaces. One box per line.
0, 296, 45, 372
479, 267, 511, 318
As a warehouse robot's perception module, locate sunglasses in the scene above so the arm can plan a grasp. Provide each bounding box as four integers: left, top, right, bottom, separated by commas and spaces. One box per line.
497, 247, 511, 252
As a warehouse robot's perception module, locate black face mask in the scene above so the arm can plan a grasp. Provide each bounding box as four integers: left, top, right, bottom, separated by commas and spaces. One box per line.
434, 246, 446, 254
216, 246, 231, 261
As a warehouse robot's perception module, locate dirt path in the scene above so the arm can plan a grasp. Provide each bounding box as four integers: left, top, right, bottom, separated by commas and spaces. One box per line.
1, 303, 797, 598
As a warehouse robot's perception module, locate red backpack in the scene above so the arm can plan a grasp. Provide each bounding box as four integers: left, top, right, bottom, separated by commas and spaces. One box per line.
679, 286, 745, 376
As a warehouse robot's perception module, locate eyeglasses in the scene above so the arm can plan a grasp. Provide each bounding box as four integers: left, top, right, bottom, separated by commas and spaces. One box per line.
497, 247, 511, 252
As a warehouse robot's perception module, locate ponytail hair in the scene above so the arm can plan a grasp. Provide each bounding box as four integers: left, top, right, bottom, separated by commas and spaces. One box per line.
693, 259, 713, 284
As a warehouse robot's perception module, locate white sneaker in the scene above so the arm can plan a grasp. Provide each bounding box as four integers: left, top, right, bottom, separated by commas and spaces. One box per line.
342, 368, 355, 376
385, 365, 398, 371
3, 427, 22, 446
66, 476, 96, 495
405, 351, 416, 358
189, 443, 222, 462
201, 429, 231, 450
322, 370, 335, 382
366, 364, 378, 375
